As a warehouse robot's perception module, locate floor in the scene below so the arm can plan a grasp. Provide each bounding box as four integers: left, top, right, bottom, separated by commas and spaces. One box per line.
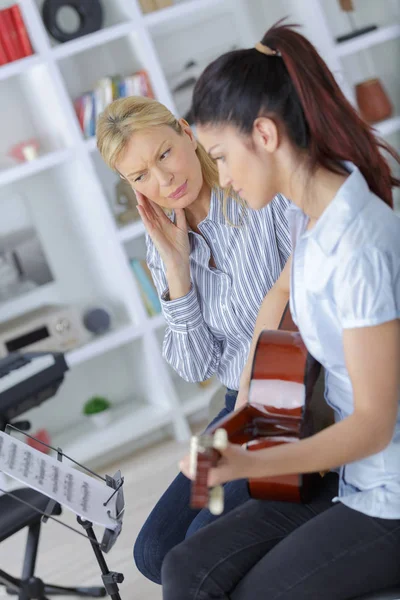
0, 432, 195, 600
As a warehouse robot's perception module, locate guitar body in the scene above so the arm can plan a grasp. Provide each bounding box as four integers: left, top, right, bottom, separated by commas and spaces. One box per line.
190, 305, 326, 511
246, 322, 321, 503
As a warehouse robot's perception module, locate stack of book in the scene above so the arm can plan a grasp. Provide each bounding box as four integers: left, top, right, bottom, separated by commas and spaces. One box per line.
0, 4, 33, 66
74, 70, 154, 138
130, 258, 162, 317
139, 0, 173, 14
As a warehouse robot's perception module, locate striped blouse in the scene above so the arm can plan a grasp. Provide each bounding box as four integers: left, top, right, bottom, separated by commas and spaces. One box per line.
146, 188, 292, 391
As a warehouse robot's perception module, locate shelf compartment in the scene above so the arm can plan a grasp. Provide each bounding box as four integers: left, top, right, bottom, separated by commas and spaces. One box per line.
24, 331, 173, 463
0, 148, 71, 187
34, 0, 134, 47
0, 281, 59, 325
1, 161, 129, 323
374, 115, 400, 137
0, 54, 41, 83
0, 64, 73, 186
90, 150, 144, 239
181, 378, 222, 418
57, 31, 156, 115
85, 136, 97, 152
54, 401, 173, 466
340, 35, 400, 121
67, 323, 143, 367
149, 312, 166, 331
152, 4, 241, 119
154, 323, 222, 417
145, 0, 228, 33
335, 24, 400, 57
118, 220, 145, 243
52, 21, 136, 60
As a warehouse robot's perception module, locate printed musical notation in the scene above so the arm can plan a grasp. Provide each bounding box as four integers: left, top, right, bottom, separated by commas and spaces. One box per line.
0, 431, 118, 530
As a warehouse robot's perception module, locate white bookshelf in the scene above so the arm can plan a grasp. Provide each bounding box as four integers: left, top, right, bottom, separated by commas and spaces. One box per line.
0, 0, 260, 468
334, 23, 400, 57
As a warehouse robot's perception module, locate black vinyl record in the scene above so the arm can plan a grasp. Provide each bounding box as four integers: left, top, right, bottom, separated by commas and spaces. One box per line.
42, 0, 103, 43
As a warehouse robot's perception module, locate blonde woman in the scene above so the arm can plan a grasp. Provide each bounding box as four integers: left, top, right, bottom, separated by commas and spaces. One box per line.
96, 96, 291, 584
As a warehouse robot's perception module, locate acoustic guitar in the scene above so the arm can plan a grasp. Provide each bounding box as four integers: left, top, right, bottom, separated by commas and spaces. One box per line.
189, 305, 326, 515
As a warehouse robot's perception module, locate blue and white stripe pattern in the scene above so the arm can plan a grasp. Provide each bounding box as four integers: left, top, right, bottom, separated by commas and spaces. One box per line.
146, 189, 291, 390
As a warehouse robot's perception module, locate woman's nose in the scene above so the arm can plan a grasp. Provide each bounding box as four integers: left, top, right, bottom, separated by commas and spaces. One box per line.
156, 168, 174, 186
218, 166, 231, 189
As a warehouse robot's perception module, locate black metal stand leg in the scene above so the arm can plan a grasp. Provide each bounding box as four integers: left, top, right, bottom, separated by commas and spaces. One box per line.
22, 522, 41, 580
77, 518, 123, 600
0, 569, 21, 593
19, 522, 41, 600
43, 584, 106, 597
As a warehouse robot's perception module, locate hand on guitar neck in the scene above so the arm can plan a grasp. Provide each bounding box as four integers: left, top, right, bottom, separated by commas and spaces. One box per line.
183, 430, 256, 514
188, 429, 228, 515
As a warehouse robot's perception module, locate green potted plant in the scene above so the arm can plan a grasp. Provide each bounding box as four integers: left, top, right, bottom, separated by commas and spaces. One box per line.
83, 396, 112, 429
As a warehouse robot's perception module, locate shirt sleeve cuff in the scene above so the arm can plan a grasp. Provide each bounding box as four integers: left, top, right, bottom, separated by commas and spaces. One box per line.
161, 285, 203, 332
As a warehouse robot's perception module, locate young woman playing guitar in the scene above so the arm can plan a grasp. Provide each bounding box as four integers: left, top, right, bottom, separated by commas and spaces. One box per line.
162, 21, 400, 600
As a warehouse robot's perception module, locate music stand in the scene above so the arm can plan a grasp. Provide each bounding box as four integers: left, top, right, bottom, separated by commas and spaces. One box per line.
0, 426, 125, 600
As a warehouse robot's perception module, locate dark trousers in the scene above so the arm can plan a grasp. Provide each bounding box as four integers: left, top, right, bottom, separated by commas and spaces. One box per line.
161, 472, 400, 599
133, 389, 250, 584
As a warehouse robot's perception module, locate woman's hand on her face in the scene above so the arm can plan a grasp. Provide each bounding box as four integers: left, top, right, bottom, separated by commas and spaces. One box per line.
136, 191, 190, 270
179, 442, 255, 487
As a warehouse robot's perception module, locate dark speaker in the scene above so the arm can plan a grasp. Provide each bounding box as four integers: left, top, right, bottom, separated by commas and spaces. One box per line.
42, 0, 103, 43
83, 307, 111, 335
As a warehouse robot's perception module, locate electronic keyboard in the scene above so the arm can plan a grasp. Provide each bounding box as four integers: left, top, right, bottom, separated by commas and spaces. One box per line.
0, 351, 68, 429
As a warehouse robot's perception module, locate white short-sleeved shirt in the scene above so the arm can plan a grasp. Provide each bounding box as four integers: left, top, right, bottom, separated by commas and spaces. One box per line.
288, 162, 400, 519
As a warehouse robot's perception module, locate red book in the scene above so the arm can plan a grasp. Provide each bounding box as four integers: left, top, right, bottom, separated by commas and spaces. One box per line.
0, 34, 8, 65
4, 7, 24, 58
9, 4, 33, 57
0, 8, 19, 61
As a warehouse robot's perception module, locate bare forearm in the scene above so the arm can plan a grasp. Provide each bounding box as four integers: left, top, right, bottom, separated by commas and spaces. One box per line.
165, 264, 191, 300
242, 286, 289, 382
247, 413, 390, 480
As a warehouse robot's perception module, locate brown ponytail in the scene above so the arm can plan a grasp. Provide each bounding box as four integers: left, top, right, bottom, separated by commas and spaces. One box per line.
192, 20, 399, 207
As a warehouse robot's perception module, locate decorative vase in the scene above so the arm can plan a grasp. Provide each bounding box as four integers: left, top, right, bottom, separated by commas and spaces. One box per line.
355, 78, 393, 124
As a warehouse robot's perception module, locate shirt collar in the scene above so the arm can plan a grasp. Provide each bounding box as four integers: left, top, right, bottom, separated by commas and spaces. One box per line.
288, 162, 371, 256
174, 187, 243, 232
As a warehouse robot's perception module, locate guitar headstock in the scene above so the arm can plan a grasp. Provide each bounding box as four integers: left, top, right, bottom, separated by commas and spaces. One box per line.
189, 428, 228, 515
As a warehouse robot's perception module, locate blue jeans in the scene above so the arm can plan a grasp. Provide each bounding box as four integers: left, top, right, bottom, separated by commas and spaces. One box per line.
133, 388, 250, 584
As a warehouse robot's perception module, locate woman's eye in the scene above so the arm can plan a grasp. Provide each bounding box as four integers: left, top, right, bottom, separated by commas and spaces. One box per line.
160, 148, 171, 160
134, 173, 145, 183
215, 156, 225, 163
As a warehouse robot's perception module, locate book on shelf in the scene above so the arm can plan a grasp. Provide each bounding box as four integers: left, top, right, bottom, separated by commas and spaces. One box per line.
74, 70, 154, 138
138, 0, 157, 13
138, 0, 173, 12
154, 0, 173, 8
130, 258, 162, 317
0, 4, 33, 66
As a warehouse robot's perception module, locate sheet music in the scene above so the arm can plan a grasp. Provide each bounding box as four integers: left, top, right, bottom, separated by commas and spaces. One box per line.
0, 431, 118, 530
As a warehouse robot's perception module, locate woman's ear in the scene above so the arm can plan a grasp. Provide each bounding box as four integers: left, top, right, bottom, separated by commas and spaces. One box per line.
253, 117, 279, 154
179, 118, 198, 149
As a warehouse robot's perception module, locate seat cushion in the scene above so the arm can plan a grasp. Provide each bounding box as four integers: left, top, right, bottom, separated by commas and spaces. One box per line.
0, 487, 62, 541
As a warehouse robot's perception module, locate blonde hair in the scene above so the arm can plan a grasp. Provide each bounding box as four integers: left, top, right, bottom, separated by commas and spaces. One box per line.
96, 96, 245, 222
